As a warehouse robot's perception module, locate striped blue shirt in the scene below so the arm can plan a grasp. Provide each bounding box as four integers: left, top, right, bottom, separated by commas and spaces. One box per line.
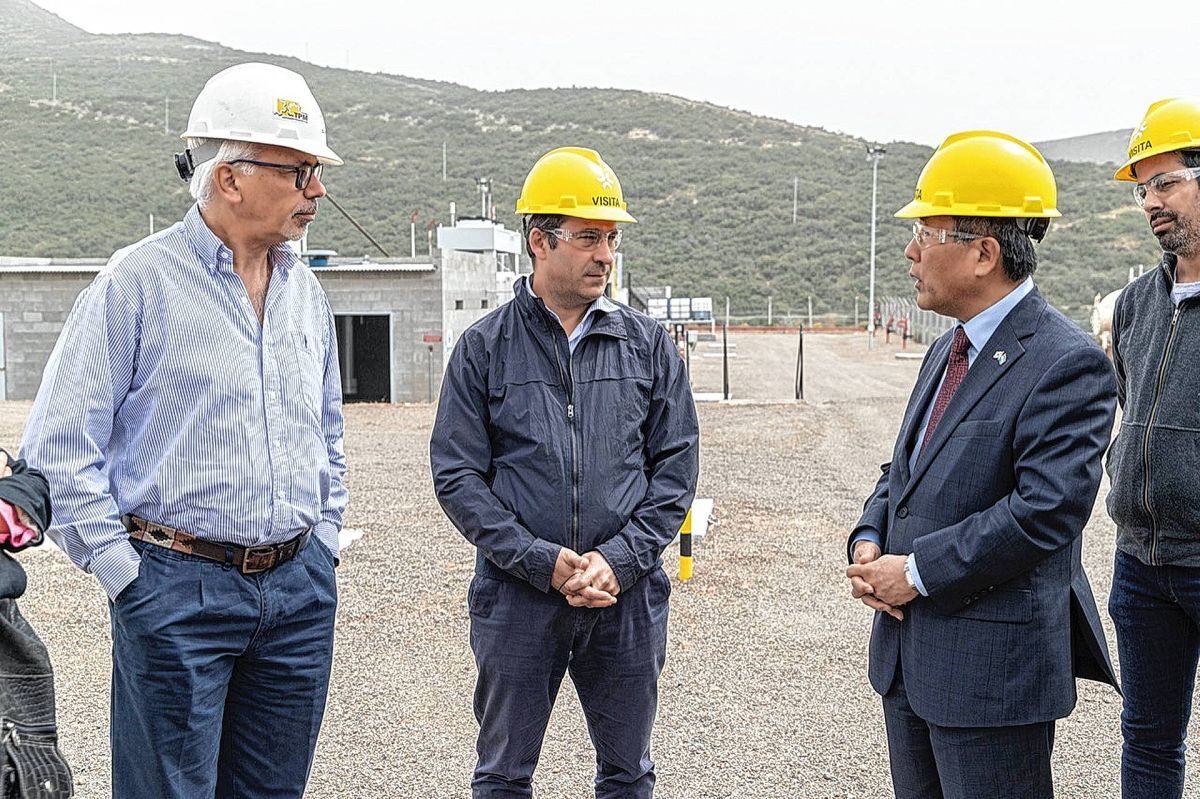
21, 204, 347, 600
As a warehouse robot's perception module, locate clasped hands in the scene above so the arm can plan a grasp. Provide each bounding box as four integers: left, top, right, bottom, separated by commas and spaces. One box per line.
551, 547, 620, 608
845, 541, 917, 621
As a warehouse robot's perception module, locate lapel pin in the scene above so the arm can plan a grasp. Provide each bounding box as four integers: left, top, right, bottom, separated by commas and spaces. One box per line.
993, 350, 1007, 366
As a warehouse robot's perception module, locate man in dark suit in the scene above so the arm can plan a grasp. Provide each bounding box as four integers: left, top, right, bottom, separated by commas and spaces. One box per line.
845, 130, 1120, 799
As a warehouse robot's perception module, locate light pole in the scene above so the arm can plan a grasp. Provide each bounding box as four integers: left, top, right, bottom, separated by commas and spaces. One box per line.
866, 145, 886, 350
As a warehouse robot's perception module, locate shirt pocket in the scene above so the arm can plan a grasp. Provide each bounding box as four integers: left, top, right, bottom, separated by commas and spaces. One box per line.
292, 330, 325, 419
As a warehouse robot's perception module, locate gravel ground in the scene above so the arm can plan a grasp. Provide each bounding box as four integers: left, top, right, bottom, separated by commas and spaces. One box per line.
5, 331, 1190, 797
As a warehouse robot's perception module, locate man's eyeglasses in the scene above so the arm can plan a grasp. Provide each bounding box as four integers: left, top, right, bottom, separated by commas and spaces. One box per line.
910, 222, 982, 250
1133, 167, 1200, 207
226, 159, 323, 191
548, 228, 623, 252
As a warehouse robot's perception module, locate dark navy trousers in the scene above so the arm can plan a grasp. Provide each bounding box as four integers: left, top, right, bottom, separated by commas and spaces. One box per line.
468, 565, 671, 799
1110, 548, 1200, 799
883, 665, 1055, 799
109, 537, 337, 799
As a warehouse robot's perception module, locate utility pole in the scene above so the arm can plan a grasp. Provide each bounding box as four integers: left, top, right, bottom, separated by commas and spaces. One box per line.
442, 141, 447, 181
866, 145, 886, 350
477, 177, 492, 218
792, 177, 798, 224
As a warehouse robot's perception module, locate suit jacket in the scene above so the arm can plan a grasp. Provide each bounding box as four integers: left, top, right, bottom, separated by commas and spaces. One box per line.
850, 287, 1119, 728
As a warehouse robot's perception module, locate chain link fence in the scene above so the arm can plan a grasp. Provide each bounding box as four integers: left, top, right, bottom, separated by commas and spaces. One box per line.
877, 297, 954, 345
705, 297, 1092, 345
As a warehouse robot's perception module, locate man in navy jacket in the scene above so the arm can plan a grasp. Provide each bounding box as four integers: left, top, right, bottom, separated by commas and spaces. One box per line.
845, 131, 1119, 798
431, 147, 699, 799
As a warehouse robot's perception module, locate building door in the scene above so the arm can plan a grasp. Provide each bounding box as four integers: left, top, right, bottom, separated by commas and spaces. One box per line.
335, 314, 391, 403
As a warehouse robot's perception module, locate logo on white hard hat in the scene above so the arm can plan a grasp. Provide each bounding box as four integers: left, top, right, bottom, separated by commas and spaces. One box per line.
274, 98, 309, 123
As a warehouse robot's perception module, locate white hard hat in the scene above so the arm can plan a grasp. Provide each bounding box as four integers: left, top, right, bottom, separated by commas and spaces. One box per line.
180, 62, 342, 168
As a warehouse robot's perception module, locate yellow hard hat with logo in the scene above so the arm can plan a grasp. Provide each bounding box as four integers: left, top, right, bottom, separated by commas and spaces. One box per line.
896, 130, 1060, 223
1114, 98, 1200, 182
516, 147, 637, 223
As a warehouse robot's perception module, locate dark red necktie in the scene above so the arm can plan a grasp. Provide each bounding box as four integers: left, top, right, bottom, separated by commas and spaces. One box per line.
921, 326, 970, 453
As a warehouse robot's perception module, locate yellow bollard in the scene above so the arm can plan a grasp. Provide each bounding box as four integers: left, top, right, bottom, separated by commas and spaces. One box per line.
678, 508, 694, 582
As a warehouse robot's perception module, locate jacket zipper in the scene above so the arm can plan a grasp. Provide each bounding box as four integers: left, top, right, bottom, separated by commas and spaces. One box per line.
568, 355, 581, 555
549, 333, 580, 554
1143, 303, 1183, 565
2, 719, 57, 747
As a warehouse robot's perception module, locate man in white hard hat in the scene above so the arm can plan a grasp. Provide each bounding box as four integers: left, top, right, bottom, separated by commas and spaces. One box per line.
21, 62, 346, 798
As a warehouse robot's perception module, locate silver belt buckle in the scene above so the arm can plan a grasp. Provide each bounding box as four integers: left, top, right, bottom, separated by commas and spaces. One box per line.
241, 545, 276, 574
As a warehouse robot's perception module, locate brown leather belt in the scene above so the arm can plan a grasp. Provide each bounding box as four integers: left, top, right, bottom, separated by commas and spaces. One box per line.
123, 515, 311, 574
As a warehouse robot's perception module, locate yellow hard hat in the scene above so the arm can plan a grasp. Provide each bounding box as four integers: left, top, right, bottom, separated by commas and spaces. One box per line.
895, 130, 1060, 221
515, 147, 637, 223
1114, 98, 1200, 182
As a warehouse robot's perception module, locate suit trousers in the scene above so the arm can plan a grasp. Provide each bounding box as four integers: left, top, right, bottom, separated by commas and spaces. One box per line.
109, 537, 337, 799
883, 665, 1055, 799
468, 566, 670, 799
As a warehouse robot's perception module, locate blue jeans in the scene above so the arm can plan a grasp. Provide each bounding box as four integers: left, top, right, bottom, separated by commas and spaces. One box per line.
468, 566, 670, 799
109, 537, 337, 799
1110, 548, 1200, 799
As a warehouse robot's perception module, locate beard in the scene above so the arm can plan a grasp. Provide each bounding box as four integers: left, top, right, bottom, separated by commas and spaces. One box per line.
284, 205, 318, 242
283, 220, 309, 242
1153, 210, 1200, 257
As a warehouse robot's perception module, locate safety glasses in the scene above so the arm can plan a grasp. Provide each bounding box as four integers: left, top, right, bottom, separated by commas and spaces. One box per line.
226, 159, 323, 191
1133, 167, 1200, 208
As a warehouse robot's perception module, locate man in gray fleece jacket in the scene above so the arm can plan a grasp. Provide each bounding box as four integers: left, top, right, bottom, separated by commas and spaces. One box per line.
1108, 96, 1200, 799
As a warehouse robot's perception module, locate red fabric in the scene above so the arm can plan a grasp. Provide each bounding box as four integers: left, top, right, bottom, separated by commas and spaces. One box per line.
921, 326, 970, 453
0, 500, 37, 548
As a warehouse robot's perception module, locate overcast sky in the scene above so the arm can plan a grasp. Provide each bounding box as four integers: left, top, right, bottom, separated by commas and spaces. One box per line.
29, 0, 1200, 146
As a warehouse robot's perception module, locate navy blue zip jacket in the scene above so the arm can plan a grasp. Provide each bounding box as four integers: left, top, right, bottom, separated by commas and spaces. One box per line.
431, 276, 699, 593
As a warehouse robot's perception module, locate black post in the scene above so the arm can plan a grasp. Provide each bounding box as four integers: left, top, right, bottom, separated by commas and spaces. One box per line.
794, 322, 805, 400
427, 345, 434, 403
685, 331, 691, 380
722, 323, 730, 401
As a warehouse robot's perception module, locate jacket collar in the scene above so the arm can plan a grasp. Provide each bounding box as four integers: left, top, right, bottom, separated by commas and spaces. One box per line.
1158, 252, 1180, 290
512, 275, 627, 341
897, 287, 1046, 495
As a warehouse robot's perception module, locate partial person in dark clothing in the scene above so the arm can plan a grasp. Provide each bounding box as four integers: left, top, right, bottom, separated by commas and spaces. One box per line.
431, 147, 699, 799
1107, 96, 1200, 799
0, 451, 74, 798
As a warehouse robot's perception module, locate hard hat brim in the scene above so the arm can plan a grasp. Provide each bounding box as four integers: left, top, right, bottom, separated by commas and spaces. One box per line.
1113, 148, 1194, 182
181, 129, 343, 167
545, 207, 638, 224
894, 200, 1061, 219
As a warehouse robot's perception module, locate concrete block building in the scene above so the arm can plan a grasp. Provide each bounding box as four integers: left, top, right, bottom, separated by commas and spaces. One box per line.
0, 245, 501, 404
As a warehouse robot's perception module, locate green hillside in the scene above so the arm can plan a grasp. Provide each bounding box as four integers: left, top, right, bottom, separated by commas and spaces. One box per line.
0, 0, 1163, 318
